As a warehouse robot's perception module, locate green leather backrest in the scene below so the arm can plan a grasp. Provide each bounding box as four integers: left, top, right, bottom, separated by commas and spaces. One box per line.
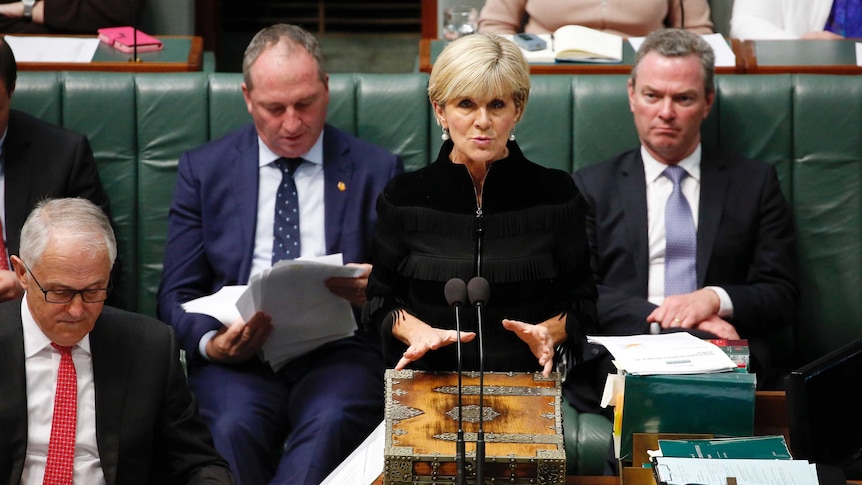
793, 75, 862, 364
9, 71, 861, 367
11, 72, 138, 311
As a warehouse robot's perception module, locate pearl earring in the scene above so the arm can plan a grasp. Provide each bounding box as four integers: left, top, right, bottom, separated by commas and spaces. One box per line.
441, 128, 450, 141
508, 130, 516, 141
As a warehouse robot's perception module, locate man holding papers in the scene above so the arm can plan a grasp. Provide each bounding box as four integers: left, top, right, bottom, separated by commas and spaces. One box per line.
568, 29, 798, 415
157, 24, 403, 485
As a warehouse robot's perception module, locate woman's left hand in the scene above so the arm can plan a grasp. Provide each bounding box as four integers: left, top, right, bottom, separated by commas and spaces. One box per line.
502, 319, 556, 377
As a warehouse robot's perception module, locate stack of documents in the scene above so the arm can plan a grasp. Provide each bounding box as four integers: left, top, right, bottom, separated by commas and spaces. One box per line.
587, 332, 738, 375
182, 254, 363, 371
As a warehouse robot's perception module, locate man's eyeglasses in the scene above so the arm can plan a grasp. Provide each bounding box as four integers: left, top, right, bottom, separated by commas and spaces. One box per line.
23, 262, 112, 304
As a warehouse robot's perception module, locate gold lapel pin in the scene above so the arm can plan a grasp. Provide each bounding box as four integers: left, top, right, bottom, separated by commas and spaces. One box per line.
337, 181, 346, 192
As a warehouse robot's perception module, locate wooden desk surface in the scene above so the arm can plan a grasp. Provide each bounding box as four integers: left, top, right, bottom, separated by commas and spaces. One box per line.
14, 35, 203, 72
419, 38, 744, 75
422, 38, 862, 75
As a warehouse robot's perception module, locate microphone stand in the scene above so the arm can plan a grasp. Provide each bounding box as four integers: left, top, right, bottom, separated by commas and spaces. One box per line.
130, 0, 140, 63
467, 276, 490, 484
444, 278, 469, 485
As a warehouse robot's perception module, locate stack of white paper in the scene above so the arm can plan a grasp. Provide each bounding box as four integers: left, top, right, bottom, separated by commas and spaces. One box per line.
182, 254, 363, 371
587, 332, 738, 375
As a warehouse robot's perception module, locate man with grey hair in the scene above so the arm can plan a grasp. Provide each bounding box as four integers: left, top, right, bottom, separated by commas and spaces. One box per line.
158, 24, 404, 485
568, 28, 798, 415
0, 197, 232, 485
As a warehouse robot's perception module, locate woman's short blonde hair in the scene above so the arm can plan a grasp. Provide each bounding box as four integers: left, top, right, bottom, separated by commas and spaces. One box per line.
428, 34, 530, 121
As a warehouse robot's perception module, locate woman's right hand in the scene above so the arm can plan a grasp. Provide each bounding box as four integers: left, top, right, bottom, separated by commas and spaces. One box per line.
392, 310, 476, 370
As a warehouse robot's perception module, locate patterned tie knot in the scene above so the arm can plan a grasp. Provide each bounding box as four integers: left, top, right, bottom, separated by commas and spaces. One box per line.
51, 343, 74, 355
663, 164, 688, 186
275, 157, 303, 177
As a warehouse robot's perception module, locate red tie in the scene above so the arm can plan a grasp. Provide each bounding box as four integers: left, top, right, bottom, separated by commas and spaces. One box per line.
0, 217, 9, 271
43, 344, 77, 485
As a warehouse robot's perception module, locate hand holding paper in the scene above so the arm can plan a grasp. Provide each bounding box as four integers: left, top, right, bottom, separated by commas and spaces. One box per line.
182, 254, 365, 370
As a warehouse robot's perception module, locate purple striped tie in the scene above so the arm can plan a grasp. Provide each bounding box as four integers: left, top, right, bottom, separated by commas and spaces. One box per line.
663, 165, 697, 296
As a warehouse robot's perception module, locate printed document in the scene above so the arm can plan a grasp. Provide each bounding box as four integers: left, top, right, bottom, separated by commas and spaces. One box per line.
652, 456, 820, 485
587, 332, 737, 375
5, 35, 99, 63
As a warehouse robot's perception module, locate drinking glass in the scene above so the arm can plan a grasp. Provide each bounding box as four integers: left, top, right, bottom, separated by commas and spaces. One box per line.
442, 6, 478, 41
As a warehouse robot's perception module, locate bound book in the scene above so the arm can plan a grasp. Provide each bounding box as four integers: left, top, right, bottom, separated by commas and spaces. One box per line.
516, 25, 623, 64
97, 26, 163, 53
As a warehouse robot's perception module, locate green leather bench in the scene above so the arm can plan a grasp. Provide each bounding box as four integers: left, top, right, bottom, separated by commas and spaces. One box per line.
11, 71, 862, 475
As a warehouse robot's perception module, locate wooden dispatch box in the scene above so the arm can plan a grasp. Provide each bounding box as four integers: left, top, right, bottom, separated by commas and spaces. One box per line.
384, 369, 565, 484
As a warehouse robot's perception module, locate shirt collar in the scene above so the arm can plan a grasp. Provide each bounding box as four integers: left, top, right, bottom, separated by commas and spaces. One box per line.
21, 292, 92, 358
257, 132, 324, 168
641, 144, 702, 184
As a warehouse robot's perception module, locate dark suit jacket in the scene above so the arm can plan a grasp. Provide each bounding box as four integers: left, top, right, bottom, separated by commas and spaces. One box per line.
4, 109, 110, 257
0, 302, 233, 485
156, 123, 404, 356
573, 147, 798, 377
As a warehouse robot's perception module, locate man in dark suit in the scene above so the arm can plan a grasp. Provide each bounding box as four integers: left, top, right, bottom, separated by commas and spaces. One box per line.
157, 24, 404, 485
568, 29, 798, 413
0, 197, 232, 485
0, 36, 109, 302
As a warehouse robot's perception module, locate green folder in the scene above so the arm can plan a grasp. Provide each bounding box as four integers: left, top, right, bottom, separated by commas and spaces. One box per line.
619, 372, 757, 462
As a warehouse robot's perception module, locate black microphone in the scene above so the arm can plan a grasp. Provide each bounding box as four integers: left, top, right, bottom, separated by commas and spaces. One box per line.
467, 276, 490, 484
444, 277, 469, 485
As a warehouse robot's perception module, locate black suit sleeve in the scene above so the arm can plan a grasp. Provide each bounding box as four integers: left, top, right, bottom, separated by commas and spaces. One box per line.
573, 169, 656, 337
155, 328, 234, 485
713, 163, 798, 337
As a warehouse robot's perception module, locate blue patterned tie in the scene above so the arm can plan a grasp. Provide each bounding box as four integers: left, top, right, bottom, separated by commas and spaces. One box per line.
272, 157, 303, 265
663, 165, 697, 296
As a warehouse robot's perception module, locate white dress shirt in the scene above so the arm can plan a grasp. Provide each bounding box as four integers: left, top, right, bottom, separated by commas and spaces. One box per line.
642, 145, 733, 317
730, 0, 834, 40
20, 294, 106, 485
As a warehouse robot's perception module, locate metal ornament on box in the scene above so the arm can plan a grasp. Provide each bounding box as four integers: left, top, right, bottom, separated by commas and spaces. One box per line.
383, 369, 566, 484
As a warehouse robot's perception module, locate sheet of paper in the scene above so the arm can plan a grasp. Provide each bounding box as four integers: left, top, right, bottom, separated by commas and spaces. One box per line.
629, 33, 736, 67
587, 332, 737, 375
652, 457, 820, 485
181, 285, 245, 324
180, 254, 364, 370
5, 35, 100, 63
252, 254, 364, 369
320, 420, 384, 485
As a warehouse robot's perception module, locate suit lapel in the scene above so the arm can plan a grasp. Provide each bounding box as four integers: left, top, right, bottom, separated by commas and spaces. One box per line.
0, 302, 28, 484
697, 150, 729, 285
619, 152, 651, 293
233, 127, 263, 283
4, 117, 35, 255
321, 126, 353, 254
90, 317, 130, 485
